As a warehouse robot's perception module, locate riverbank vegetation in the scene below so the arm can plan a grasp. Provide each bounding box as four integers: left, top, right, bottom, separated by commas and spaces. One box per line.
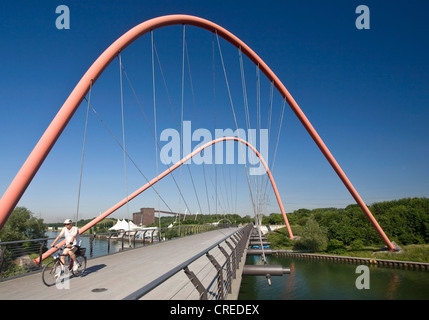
0, 207, 46, 278
46, 214, 253, 232
48, 218, 118, 234
147, 214, 253, 228
1, 196, 428, 277
0, 207, 45, 242
264, 197, 429, 263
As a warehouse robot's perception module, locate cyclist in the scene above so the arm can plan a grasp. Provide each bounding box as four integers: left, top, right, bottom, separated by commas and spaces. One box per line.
50, 219, 82, 274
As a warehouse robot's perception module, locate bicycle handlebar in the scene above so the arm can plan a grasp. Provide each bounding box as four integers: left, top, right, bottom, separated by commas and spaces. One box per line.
51, 245, 70, 249
51, 245, 66, 252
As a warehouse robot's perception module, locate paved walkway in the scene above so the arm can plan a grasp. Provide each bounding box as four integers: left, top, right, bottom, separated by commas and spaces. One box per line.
0, 227, 240, 300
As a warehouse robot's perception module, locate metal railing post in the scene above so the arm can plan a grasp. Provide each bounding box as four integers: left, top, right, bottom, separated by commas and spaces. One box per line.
134, 231, 139, 247
142, 230, 147, 246
0, 243, 5, 279
90, 234, 95, 257
218, 244, 232, 294
206, 252, 224, 300
225, 240, 236, 279
123, 224, 251, 300
183, 266, 208, 300
38, 240, 46, 267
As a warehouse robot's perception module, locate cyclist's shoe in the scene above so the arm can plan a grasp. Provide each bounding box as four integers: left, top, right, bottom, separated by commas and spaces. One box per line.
73, 263, 79, 272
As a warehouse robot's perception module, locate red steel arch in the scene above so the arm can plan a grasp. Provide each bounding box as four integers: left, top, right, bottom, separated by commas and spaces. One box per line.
35, 136, 292, 262
0, 14, 395, 251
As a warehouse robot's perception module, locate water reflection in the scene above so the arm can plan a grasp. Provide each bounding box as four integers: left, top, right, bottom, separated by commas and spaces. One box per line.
238, 255, 429, 300
46, 231, 143, 258
385, 272, 400, 300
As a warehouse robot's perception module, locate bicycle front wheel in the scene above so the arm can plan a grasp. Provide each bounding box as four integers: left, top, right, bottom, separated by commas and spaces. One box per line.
72, 256, 86, 277
42, 260, 62, 287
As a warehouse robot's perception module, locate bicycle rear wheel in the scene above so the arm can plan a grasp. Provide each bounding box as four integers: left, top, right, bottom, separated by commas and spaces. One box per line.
71, 255, 86, 277
42, 260, 62, 287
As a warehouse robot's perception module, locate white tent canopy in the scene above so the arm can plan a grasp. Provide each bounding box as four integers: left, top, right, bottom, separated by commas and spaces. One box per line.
109, 219, 141, 231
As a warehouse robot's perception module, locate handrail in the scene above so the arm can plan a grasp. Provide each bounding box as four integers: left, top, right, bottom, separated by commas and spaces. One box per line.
0, 223, 232, 279
0, 238, 48, 279
123, 223, 252, 300
0, 238, 50, 245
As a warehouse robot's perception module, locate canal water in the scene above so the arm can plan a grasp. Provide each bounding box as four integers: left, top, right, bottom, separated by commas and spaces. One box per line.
237, 255, 429, 300
46, 231, 139, 258
47, 231, 429, 299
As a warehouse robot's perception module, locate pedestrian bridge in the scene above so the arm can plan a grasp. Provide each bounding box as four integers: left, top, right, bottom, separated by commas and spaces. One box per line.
0, 225, 253, 300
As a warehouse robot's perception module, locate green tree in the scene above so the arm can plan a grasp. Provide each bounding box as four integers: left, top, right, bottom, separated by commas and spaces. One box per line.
269, 197, 429, 249
0, 207, 46, 279
350, 239, 365, 251
294, 216, 328, 252
0, 207, 46, 241
327, 239, 347, 254
262, 213, 284, 225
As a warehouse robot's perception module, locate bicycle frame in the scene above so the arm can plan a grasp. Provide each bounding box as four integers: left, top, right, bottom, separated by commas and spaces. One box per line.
52, 246, 84, 271
42, 246, 87, 286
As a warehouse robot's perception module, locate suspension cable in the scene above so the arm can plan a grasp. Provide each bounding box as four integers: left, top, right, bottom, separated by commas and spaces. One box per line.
262, 99, 286, 196
152, 34, 206, 218
260, 81, 274, 209
212, 33, 218, 218
239, 47, 260, 216
153, 42, 179, 129
85, 99, 174, 213
215, 32, 258, 221
256, 65, 261, 219
153, 30, 200, 224
180, 24, 185, 218
119, 55, 193, 217
184, 34, 210, 216
237, 46, 267, 263
118, 54, 131, 232
151, 31, 161, 229
75, 79, 92, 226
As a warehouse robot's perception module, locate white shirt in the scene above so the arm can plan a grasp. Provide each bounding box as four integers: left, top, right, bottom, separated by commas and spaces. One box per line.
59, 226, 81, 246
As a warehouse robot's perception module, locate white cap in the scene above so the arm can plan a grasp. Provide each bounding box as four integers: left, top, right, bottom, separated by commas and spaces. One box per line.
64, 219, 72, 224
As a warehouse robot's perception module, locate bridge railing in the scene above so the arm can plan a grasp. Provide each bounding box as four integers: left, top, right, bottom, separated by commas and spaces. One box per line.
0, 223, 232, 280
0, 238, 48, 279
86, 223, 231, 256
123, 223, 253, 300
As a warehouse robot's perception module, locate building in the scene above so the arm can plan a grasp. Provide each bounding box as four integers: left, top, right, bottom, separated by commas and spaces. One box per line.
133, 208, 155, 226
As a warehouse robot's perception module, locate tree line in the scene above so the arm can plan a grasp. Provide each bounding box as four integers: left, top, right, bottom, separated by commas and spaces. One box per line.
1, 197, 427, 248
263, 197, 429, 252
148, 213, 253, 228
48, 218, 117, 234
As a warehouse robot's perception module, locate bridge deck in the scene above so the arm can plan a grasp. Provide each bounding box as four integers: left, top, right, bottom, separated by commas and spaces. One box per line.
0, 227, 241, 300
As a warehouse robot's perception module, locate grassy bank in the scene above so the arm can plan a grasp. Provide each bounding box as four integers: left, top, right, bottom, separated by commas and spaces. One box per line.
265, 227, 429, 263
341, 244, 429, 263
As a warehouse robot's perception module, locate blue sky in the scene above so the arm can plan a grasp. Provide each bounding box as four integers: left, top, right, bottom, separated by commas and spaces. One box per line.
0, 0, 428, 222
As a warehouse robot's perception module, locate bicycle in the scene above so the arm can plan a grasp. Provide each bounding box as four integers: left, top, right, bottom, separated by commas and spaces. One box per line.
42, 246, 87, 287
